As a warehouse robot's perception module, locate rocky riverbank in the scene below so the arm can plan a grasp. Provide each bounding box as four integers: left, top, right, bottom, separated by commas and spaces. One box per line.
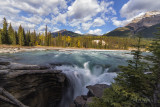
0, 45, 131, 54
0, 45, 46, 53
0, 60, 68, 107
70, 84, 110, 107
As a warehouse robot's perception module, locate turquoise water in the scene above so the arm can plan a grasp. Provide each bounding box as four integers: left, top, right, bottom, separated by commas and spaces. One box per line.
2, 50, 132, 72
1, 50, 133, 106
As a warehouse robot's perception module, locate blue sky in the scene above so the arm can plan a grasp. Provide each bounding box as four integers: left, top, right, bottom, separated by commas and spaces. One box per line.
0, 0, 160, 35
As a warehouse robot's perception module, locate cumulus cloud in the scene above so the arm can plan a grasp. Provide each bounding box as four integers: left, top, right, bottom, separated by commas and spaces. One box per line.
75, 30, 82, 34
8, 20, 36, 31
111, 17, 132, 27
0, 0, 116, 33
22, 15, 43, 24
93, 17, 105, 27
82, 22, 93, 31
67, 0, 100, 20
81, 17, 105, 30
111, 0, 160, 27
120, 0, 160, 19
67, 0, 115, 30
88, 29, 102, 35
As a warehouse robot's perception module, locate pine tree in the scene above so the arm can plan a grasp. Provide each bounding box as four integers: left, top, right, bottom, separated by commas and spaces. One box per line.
8, 23, 16, 45
146, 27, 160, 106
0, 29, 2, 44
48, 32, 52, 46
45, 25, 48, 46
2, 17, 9, 44
18, 25, 24, 46
30, 30, 36, 46
91, 36, 151, 107
15, 31, 18, 45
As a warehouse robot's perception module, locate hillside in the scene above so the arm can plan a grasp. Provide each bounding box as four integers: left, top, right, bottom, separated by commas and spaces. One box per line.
104, 11, 160, 38
51, 29, 82, 37
104, 27, 133, 37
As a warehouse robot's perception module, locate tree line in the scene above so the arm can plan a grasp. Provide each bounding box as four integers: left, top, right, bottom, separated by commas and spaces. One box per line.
0, 18, 52, 46
90, 29, 160, 107
0, 18, 151, 49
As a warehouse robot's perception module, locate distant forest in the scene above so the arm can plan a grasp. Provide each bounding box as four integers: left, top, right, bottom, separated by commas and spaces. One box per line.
0, 18, 151, 49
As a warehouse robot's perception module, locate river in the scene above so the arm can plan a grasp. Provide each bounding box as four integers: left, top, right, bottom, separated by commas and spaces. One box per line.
0, 49, 133, 106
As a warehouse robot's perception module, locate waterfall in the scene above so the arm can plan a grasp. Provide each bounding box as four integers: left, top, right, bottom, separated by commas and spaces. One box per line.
55, 62, 117, 107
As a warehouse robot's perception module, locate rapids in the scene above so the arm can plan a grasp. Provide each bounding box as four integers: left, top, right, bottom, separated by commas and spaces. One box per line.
0, 49, 133, 106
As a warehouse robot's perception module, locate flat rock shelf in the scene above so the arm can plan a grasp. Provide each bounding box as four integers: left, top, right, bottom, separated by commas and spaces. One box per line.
0, 61, 67, 107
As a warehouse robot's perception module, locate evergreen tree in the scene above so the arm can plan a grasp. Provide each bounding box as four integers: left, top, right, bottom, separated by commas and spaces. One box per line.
15, 31, 18, 45
91, 37, 151, 107
48, 32, 52, 46
146, 27, 160, 106
25, 30, 30, 46
0, 29, 2, 44
18, 25, 24, 46
45, 25, 48, 46
8, 23, 16, 45
2, 17, 9, 44
30, 30, 36, 46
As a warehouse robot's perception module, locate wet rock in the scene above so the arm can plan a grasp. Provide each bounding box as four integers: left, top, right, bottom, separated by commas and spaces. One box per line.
81, 95, 88, 100
71, 84, 110, 107
9, 63, 50, 70
0, 62, 10, 66
86, 84, 110, 97
9, 63, 40, 70
74, 96, 86, 107
0, 65, 8, 70
70, 103, 76, 107
0, 70, 9, 75
0, 63, 67, 107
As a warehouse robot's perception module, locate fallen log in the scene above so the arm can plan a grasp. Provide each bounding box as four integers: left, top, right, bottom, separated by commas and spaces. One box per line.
0, 87, 29, 107
0, 95, 17, 106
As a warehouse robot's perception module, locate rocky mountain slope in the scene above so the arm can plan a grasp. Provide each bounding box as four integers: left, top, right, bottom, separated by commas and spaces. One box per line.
51, 29, 82, 37
104, 11, 160, 38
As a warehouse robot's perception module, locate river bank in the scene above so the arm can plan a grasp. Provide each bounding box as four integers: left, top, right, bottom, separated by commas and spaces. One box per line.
0, 45, 134, 54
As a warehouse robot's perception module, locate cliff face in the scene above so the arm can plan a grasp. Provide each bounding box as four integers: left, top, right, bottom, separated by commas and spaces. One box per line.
126, 11, 160, 33
0, 62, 67, 107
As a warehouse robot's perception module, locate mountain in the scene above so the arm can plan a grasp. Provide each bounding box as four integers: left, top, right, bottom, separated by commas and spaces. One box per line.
104, 11, 160, 38
51, 29, 82, 37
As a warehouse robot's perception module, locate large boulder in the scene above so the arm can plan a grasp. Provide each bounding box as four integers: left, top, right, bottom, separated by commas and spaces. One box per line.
74, 96, 86, 107
71, 84, 110, 107
86, 84, 110, 98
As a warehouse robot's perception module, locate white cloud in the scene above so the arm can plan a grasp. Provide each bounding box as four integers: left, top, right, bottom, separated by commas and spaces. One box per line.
8, 0, 67, 16
44, 18, 51, 24
22, 15, 43, 24
67, 0, 100, 20
82, 22, 93, 31
38, 25, 46, 33
75, 30, 82, 34
120, 0, 160, 19
67, 0, 115, 30
0, 0, 116, 33
93, 17, 105, 27
55, 13, 67, 24
52, 27, 60, 32
8, 20, 36, 31
88, 29, 102, 35
111, 17, 132, 27
112, 0, 160, 27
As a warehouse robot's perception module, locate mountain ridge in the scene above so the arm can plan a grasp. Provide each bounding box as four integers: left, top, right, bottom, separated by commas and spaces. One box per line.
104, 10, 160, 38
